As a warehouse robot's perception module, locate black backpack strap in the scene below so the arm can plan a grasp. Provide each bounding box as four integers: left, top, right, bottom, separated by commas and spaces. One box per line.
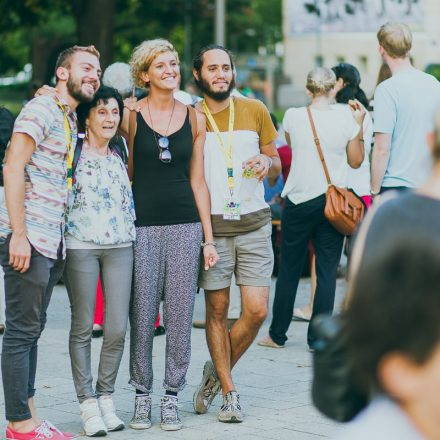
72, 137, 84, 178
109, 138, 127, 165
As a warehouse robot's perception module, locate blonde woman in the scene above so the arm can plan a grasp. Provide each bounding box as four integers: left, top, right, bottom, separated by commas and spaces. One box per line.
121, 39, 218, 431
259, 67, 365, 350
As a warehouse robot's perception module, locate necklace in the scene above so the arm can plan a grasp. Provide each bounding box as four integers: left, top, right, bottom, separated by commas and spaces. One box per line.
146, 98, 176, 163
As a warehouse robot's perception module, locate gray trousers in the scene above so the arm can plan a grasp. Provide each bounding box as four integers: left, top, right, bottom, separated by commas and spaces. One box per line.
129, 223, 202, 393
64, 246, 133, 403
1, 235, 64, 421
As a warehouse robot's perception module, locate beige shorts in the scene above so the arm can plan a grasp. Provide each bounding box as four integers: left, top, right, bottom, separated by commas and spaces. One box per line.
199, 222, 274, 290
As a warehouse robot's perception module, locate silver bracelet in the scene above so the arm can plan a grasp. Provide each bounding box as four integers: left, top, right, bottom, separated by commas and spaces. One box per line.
201, 241, 217, 248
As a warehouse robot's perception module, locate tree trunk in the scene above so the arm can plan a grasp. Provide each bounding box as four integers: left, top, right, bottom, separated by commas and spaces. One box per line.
31, 35, 69, 84
72, 0, 116, 70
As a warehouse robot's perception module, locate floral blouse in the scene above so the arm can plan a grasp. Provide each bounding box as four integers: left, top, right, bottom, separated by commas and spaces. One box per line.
65, 150, 136, 245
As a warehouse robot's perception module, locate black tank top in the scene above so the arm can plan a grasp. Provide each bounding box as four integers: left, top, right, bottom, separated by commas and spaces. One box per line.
132, 110, 200, 227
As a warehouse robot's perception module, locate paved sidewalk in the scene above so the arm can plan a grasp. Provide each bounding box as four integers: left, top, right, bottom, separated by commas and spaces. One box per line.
0, 277, 346, 439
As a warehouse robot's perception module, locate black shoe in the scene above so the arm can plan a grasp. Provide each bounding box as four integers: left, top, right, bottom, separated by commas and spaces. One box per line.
154, 325, 166, 336
0, 324, 4, 335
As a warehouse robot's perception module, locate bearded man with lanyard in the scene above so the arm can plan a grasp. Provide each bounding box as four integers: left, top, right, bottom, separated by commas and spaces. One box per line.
192, 45, 281, 423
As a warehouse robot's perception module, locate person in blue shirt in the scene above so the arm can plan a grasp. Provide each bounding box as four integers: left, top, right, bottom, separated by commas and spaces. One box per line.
371, 22, 440, 196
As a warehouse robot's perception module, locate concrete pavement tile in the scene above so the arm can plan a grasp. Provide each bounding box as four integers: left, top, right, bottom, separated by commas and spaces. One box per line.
0, 275, 347, 440
192, 421, 261, 437
253, 427, 332, 439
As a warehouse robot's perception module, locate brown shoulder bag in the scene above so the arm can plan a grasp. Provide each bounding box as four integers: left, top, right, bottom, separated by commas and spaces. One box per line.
306, 107, 364, 236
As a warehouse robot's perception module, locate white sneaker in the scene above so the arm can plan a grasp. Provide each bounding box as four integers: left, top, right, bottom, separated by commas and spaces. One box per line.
98, 396, 125, 432
79, 398, 108, 437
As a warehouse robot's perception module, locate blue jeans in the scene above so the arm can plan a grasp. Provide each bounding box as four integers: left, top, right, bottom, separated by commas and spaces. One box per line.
0, 235, 65, 421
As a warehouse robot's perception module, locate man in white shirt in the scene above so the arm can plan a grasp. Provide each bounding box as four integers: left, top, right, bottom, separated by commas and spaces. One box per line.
191, 45, 281, 423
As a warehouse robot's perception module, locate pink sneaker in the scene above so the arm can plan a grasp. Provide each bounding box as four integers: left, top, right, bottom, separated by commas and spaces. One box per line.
42, 420, 79, 439
6, 420, 77, 440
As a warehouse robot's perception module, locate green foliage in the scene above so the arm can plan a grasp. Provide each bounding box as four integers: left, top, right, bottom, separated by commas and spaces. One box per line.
0, 0, 282, 75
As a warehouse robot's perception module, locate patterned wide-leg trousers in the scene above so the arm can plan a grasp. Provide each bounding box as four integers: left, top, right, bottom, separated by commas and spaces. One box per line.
129, 222, 202, 393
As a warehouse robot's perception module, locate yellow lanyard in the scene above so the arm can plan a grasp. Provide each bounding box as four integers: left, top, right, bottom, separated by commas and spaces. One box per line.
55, 99, 74, 189
203, 97, 235, 195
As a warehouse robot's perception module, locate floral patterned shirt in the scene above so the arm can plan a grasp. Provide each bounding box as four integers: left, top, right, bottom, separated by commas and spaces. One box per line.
65, 149, 136, 246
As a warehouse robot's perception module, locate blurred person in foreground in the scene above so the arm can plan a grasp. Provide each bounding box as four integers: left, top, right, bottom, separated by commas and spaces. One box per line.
0, 45, 100, 440
336, 107, 440, 439
371, 22, 440, 196
259, 67, 365, 351
338, 242, 440, 440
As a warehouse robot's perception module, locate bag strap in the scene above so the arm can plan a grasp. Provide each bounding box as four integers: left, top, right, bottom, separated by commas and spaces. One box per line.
127, 109, 137, 180
306, 107, 332, 186
72, 137, 84, 177
187, 105, 198, 144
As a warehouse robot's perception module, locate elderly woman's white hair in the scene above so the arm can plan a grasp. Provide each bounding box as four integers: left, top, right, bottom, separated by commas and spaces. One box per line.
102, 62, 133, 98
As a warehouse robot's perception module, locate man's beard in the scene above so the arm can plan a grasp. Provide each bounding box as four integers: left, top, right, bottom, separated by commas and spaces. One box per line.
67, 75, 95, 103
196, 74, 235, 101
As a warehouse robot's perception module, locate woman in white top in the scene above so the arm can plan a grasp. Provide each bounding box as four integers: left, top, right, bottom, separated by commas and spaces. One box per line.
331, 63, 374, 207
64, 86, 135, 437
260, 67, 365, 350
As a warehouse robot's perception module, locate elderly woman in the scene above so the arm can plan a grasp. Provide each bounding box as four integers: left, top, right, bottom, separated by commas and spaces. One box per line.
121, 39, 218, 432
259, 67, 365, 350
64, 85, 135, 436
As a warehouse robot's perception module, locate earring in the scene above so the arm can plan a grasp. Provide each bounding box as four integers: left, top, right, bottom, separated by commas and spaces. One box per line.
85, 126, 89, 139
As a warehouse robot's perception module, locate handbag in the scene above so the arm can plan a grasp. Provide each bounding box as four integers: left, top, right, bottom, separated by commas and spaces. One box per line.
306, 107, 364, 236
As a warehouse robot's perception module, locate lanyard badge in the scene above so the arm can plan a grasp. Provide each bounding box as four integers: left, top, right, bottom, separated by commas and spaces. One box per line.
203, 97, 240, 220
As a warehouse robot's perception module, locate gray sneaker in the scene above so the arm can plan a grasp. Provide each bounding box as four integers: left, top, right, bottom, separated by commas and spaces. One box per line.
129, 394, 152, 430
193, 360, 221, 414
218, 391, 243, 423
160, 396, 182, 431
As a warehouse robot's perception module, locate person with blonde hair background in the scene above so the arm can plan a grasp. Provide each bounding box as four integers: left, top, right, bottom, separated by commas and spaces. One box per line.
371, 22, 440, 196
121, 39, 218, 431
259, 67, 365, 350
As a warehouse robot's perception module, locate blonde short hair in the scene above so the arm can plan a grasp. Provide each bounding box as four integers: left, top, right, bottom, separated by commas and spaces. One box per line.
306, 67, 336, 97
377, 22, 412, 59
130, 39, 179, 88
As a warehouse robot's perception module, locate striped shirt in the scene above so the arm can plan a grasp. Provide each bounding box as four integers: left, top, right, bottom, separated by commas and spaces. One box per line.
0, 95, 77, 259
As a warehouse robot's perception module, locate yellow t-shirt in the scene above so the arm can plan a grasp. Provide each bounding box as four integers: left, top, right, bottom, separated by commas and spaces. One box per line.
203, 97, 278, 236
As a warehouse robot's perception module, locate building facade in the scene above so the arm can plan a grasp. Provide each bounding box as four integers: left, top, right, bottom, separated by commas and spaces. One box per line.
281, 0, 440, 107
